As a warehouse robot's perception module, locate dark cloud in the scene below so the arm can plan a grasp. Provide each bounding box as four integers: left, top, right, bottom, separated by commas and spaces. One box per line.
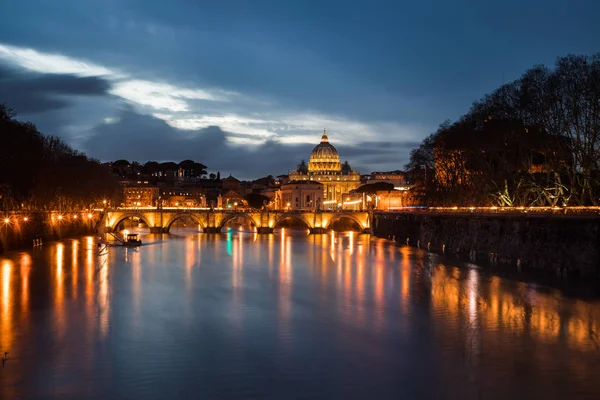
0, 64, 110, 114
84, 110, 311, 178
83, 110, 412, 179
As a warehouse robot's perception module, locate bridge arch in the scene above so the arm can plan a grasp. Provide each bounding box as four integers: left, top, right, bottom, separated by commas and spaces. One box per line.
325, 213, 367, 232
218, 212, 260, 231
111, 212, 152, 231
164, 213, 206, 233
273, 212, 312, 229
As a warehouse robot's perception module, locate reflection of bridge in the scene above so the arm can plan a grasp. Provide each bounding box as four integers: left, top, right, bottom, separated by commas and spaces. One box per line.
100, 208, 372, 234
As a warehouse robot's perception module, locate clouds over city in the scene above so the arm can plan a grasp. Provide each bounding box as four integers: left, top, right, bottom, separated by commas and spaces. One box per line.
0, 41, 421, 177
1, 0, 598, 178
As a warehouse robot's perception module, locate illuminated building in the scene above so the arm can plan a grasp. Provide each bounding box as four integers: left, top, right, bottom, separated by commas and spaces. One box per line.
261, 187, 282, 210
288, 130, 360, 208
280, 181, 324, 210
367, 170, 407, 188
123, 185, 160, 207
160, 188, 207, 208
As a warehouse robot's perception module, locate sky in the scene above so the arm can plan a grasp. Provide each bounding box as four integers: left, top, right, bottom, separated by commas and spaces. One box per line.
0, 0, 598, 179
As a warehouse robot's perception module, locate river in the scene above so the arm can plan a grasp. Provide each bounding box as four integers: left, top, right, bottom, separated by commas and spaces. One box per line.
0, 228, 599, 399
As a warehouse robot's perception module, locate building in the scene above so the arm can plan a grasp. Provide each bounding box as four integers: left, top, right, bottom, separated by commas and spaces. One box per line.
123, 184, 160, 207
288, 130, 361, 208
373, 189, 412, 210
365, 170, 409, 190
160, 188, 206, 208
280, 181, 324, 210
260, 187, 282, 210
222, 175, 241, 193
222, 190, 245, 209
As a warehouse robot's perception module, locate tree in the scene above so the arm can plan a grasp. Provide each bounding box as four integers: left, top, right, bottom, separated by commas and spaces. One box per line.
245, 192, 270, 209
297, 159, 308, 174
405, 52, 600, 207
141, 161, 160, 175
0, 103, 122, 210
356, 182, 394, 194
341, 161, 352, 174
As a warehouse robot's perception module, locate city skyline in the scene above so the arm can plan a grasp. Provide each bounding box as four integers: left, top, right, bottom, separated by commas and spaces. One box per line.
0, 0, 599, 179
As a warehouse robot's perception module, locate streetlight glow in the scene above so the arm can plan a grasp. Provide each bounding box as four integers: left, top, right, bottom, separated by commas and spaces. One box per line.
57, 215, 63, 220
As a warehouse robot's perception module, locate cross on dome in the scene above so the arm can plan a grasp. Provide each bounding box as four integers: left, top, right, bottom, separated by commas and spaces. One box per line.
321, 129, 329, 143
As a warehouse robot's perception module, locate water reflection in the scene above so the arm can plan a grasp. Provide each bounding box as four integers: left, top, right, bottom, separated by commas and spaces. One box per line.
0, 230, 598, 399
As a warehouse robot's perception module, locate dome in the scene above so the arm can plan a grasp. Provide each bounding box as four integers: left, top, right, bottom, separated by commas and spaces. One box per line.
308, 130, 341, 173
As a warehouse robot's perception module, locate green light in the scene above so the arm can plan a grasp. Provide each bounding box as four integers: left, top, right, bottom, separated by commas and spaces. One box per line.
227, 204, 232, 209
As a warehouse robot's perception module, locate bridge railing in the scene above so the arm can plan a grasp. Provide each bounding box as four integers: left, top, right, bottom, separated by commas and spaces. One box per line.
109, 207, 368, 214
377, 206, 600, 216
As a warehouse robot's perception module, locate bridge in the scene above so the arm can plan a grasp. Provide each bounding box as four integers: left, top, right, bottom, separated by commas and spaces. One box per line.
100, 208, 372, 234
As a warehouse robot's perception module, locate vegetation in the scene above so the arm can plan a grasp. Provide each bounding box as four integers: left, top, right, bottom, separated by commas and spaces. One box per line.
112, 159, 207, 179
0, 104, 121, 210
245, 192, 270, 209
356, 182, 394, 194
406, 53, 600, 206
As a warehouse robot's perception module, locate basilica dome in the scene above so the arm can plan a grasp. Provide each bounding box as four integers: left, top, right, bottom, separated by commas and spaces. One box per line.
308, 130, 341, 173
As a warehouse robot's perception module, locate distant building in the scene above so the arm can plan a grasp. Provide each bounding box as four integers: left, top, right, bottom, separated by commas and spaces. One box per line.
288, 130, 361, 208
260, 187, 282, 210
366, 170, 408, 189
123, 184, 160, 207
222, 190, 245, 208
222, 174, 241, 192
280, 181, 324, 210
160, 188, 206, 208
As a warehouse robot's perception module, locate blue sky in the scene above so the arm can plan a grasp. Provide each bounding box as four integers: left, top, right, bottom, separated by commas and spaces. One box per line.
0, 0, 598, 179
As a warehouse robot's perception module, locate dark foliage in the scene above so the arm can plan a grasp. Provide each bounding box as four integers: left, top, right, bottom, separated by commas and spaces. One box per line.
356, 182, 394, 194
0, 103, 121, 210
245, 192, 270, 209
405, 53, 600, 206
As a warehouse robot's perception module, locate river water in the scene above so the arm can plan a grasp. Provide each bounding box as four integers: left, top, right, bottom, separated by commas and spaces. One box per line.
0, 228, 599, 399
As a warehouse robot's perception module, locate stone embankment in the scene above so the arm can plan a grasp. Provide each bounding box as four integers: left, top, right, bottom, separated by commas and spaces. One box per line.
0, 212, 97, 254
373, 212, 600, 278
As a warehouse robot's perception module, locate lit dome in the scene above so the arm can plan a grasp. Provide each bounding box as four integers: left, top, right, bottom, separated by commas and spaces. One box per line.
308, 130, 341, 173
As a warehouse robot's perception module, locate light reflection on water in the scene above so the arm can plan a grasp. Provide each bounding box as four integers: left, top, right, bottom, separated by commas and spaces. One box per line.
0, 228, 599, 399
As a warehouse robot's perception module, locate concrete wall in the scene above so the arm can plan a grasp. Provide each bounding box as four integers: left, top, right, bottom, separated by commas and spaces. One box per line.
0, 212, 96, 254
373, 212, 600, 278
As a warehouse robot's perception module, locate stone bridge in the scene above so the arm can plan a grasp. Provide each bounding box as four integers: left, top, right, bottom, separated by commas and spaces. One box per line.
100, 208, 372, 234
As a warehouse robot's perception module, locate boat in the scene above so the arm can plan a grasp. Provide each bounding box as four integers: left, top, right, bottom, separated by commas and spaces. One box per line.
124, 233, 142, 247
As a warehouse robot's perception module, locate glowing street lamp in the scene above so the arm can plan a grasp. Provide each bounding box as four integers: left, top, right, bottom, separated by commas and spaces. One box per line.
3, 218, 9, 224
57, 215, 63, 220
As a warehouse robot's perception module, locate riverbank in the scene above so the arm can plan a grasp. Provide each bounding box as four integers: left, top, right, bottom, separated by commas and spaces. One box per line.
0, 211, 98, 253
373, 212, 600, 279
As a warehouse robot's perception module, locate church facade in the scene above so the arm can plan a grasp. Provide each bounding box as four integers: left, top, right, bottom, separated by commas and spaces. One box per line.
288, 130, 361, 208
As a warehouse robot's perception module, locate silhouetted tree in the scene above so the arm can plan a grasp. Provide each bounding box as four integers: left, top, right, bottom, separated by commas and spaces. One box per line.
297, 159, 308, 174
341, 161, 352, 174
0, 104, 121, 210
405, 53, 600, 206
245, 193, 270, 209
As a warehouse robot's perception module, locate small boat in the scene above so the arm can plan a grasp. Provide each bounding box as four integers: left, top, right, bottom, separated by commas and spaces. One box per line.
124, 233, 142, 247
